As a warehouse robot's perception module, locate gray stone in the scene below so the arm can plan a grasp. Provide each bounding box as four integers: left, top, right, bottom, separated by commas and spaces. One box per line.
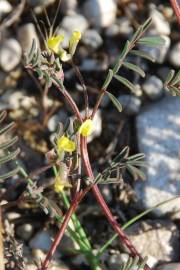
118, 95, 141, 115
126, 220, 179, 264
29, 229, 54, 251
169, 42, 180, 67
18, 23, 40, 53
82, 29, 103, 50
150, 8, 170, 36
135, 97, 180, 218
142, 76, 163, 100
61, 13, 88, 35
105, 24, 119, 37
117, 16, 133, 36
156, 263, 180, 270
80, 58, 106, 72
82, 0, 117, 28
0, 0, 12, 19
47, 110, 67, 132
0, 39, 22, 72
16, 223, 34, 241
140, 35, 170, 64
61, 0, 77, 14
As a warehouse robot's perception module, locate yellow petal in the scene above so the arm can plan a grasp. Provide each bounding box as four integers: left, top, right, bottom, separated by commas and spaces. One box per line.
47, 35, 64, 54
69, 30, 81, 56
54, 176, 65, 193
79, 119, 93, 137
59, 50, 72, 62
57, 135, 76, 152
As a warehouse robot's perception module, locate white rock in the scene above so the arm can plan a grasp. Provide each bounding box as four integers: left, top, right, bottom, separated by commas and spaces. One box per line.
0, 39, 22, 72
156, 263, 180, 270
0, 0, 12, 18
126, 220, 179, 264
135, 97, 180, 218
61, 13, 88, 34
169, 42, 180, 67
47, 110, 68, 132
117, 16, 133, 36
16, 223, 34, 241
82, 29, 103, 50
118, 95, 141, 115
18, 23, 40, 53
83, 0, 117, 28
1, 90, 37, 110
150, 8, 170, 35
142, 76, 163, 100
140, 35, 170, 64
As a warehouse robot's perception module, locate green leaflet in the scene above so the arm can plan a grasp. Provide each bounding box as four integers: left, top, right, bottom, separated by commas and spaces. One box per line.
106, 92, 122, 112
165, 69, 175, 85
102, 69, 114, 89
130, 49, 155, 62
113, 41, 130, 74
114, 74, 137, 94
123, 61, 145, 77
138, 36, 165, 47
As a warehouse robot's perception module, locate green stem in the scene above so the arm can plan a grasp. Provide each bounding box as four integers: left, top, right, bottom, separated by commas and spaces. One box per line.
97, 196, 180, 257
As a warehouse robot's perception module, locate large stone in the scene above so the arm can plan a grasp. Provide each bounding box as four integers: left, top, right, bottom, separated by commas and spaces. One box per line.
82, 0, 117, 28
156, 263, 180, 270
18, 23, 40, 53
126, 220, 179, 265
0, 0, 12, 19
150, 8, 170, 36
0, 39, 22, 72
135, 97, 180, 218
169, 42, 180, 68
61, 13, 88, 35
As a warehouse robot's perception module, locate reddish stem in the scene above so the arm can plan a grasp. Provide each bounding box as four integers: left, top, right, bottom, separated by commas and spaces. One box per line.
40, 192, 82, 270
80, 136, 151, 270
170, 0, 180, 24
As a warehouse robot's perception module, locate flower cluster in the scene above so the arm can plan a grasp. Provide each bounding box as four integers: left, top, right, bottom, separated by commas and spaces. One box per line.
47, 30, 81, 62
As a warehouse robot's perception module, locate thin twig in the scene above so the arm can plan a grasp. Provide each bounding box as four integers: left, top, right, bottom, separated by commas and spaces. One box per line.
71, 60, 89, 117
0, 207, 5, 270
170, 0, 180, 24
0, 0, 25, 33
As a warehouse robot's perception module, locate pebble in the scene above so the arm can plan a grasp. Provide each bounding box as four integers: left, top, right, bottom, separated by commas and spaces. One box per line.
80, 58, 107, 71
142, 76, 163, 100
117, 16, 133, 36
156, 263, 180, 270
61, 13, 88, 35
118, 95, 141, 115
150, 7, 171, 35
82, 0, 117, 28
0, 39, 22, 72
0, 0, 12, 18
16, 223, 34, 241
1, 89, 37, 110
100, 185, 113, 204
47, 110, 67, 132
29, 229, 54, 251
169, 42, 180, 67
126, 220, 179, 264
18, 23, 40, 53
140, 35, 170, 64
6, 212, 21, 221
61, 0, 77, 14
105, 24, 120, 37
135, 96, 180, 218
82, 29, 103, 50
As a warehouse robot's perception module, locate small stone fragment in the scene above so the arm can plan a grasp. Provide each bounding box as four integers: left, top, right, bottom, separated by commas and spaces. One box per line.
142, 76, 163, 100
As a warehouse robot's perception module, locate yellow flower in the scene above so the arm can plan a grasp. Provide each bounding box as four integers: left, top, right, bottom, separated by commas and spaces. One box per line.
54, 176, 65, 193
59, 50, 72, 62
69, 30, 81, 56
47, 35, 64, 54
79, 119, 93, 137
57, 135, 76, 152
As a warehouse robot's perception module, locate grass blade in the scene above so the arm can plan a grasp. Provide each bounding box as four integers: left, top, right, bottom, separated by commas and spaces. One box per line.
106, 92, 122, 112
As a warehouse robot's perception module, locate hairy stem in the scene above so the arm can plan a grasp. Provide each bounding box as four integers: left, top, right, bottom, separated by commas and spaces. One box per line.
40, 192, 82, 270
80, 136, 151, 270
